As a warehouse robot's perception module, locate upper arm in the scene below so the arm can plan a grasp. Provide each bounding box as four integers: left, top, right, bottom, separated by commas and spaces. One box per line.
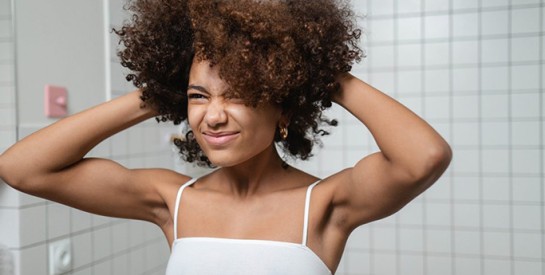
14, 157, 187, 225
329, 150, 451, 231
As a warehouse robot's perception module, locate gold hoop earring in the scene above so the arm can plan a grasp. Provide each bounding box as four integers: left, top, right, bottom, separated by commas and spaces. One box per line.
280, 127, 288, 140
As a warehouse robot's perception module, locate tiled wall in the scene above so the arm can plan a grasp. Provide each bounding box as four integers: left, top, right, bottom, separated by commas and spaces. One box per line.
0, 0, 17, 273
0, 0, 179, 274
292, 0, 543, 274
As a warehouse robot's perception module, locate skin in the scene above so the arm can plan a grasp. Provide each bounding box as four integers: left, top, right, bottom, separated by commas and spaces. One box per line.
0, 59, 452, 273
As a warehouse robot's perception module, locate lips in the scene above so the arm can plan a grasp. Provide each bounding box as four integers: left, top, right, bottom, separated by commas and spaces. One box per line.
202, 131, 240, 147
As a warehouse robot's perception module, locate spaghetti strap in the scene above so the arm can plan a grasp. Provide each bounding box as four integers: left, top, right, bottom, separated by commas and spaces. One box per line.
173, 178, 198, 240
302, 180, 321, 246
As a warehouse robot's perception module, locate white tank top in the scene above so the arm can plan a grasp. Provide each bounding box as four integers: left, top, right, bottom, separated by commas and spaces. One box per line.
165, 177, 333, 275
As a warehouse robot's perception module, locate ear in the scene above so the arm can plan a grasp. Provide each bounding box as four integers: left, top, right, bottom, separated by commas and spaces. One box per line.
278, 110, 291, 128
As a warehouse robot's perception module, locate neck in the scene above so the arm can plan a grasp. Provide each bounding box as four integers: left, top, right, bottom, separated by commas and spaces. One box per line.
217, 145, 288, 198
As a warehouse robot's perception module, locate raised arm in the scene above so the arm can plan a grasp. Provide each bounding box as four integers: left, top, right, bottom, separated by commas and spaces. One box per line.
0, 90, 184, 223
329, 73, 452, 230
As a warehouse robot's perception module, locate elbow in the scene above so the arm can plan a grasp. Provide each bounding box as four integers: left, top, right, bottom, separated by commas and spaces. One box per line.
0, 154, 32, 191
411, 144, 453, 182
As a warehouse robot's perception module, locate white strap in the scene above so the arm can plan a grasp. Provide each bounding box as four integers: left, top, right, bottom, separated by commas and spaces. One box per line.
173, 178, 198, 240
302, 180, 321, 246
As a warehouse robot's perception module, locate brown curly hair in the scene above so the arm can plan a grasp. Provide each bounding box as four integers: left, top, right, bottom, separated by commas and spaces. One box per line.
114, 0, 363, 167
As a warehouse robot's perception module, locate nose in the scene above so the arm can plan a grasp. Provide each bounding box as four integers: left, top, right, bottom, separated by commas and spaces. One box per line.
204, 99, 227, 127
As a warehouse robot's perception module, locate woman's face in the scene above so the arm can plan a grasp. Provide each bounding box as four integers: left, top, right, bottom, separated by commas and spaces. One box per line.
187, 60, 283, 167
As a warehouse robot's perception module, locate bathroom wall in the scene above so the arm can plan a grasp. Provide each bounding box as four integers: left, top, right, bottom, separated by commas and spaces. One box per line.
0, 0, 180, 274
293, 0, 543, 274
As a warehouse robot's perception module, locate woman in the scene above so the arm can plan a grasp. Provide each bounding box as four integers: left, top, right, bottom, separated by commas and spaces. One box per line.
0, 0, 452, 274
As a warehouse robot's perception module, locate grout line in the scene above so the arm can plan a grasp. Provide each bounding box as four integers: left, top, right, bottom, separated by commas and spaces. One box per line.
477, 0, 485, 273
538, 2, 544, 274
448, 0, 456, 274
507, 1, 515, 274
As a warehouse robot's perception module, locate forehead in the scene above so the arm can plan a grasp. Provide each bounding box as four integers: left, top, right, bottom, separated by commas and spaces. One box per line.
188, 60, 228, 93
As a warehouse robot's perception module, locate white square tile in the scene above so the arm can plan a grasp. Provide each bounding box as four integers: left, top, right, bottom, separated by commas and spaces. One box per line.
512, 177, 541, 203
399, 228, 424, 252
346, 225, 370, 250
483, 231, 511, 256
398, 96, 423, 117
92, 226, 112, 261
373, 253, 397, 274
426, 203, 451, 227
0, 41, 13, 60
512, 121, 540, 146
454, 230, 481, 255
511, 92, 540, 118
453, 93, 479, 118
426, 255, 452, 275
424, 176, 450, 202
72, 267, 92, 275
424, 42, 449, 66
47, 202, 71, 239
397, 0, 422, 14
425, 229, 452, 254
368, 71, 395, 93
455, 257, 481, 275
424, 69, 450, 93
483, 204, 510, 229
452, 40, 479, 65
397, 44, 421, 67
112, 253, 129, 275
0, 63, 13, 82
370, 0, 394, 16
513, 232, 542, 259
372, 227, 396, 250
424, 14, 450, 39
0, 183, 20, 207
0, 0, 11, 17
513, 204, 541, 230
452, 121, 479, 146
481, 66, 509, 91
71, 208, 92, 233
369, 18, 394, 42
482, 149, 509, 175
398, 201, 424, 226
481, 121, 509, 146
482, 10, 509, 36
397, 17, 422, 41
452, 149, 479, 174
424, 96, 450, 119
481, 0, 509, 8
19, 205, 46, 247
424, 0, 450, 13
0, 108, 15, 126
511, 36, 540, 62
0, 86, 15, 105
453, 12, 479, 38
513, 260, 543, 275
511, 65, 540, 90
397, 70, 423, 94
93, 259, 112, 275
453, 176, 479, 201
129, 247, 145, 274
399, 254, 424, 275
453, 203, 480, 228
453, 0, 478, 10
481, 94, 509, 119
511, 8, 540, 34
345, 250, 371, 274
482, 176, 510, 201
17, 244, 47, 275
481, 38, 509, 64
72, 231, 92, 269
0, 208, 19, 248
92, 214, 111, 227
0, 19, 12, 39
483, 258, 511, 275
369, 45, 395, 68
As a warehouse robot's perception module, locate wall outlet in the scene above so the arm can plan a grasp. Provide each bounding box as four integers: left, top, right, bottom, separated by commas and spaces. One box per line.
48, 238, 72, 275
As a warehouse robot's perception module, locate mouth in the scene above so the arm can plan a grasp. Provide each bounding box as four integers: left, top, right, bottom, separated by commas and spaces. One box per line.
202, 131, 240, 147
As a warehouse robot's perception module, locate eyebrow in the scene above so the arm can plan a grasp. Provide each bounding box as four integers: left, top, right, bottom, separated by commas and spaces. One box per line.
187, 85, 208, 93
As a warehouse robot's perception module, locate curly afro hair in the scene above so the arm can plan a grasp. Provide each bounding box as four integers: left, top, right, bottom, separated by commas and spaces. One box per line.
114, 0, 363, 167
